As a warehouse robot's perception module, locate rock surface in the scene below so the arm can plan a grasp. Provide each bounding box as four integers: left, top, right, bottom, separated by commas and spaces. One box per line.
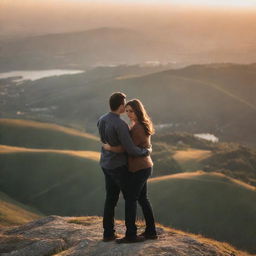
0, 215, 252, 256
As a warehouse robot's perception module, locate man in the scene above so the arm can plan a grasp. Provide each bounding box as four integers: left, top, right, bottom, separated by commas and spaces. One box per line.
97, 92, 149, 243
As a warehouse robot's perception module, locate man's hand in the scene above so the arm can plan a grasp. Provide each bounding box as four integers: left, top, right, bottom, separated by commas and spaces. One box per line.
102, 143, 125, 153
102, 143, 112, 151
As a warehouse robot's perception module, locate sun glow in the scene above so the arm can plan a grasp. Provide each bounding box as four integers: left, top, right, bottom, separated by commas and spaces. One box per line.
2, 0, 256, 9
169, 0, 256, 7
68, 0, 256, 8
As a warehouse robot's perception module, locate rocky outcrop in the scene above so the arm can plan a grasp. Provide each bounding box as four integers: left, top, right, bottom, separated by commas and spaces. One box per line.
0, 215, 251, 256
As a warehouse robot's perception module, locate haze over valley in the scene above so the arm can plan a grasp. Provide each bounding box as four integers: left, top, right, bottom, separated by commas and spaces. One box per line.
1, 1, 256, 70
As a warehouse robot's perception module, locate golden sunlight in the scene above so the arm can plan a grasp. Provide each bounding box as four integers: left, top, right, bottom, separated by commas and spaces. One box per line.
170, 0, 256, 7
81, 0, 256, 8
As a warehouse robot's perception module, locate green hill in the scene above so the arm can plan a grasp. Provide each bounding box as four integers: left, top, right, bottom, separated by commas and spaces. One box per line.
0, 191, 43, 227
152, 132, 256, 187
0, 118, 103, 216
201, 145, 256, 186
148, 171, 256, 254
0, 118, 99, 150
0, 149, 104, 216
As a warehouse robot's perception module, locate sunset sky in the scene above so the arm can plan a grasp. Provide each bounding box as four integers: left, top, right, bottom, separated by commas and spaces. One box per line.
27, 0, 256, 8
58, 0, 256, 8
1, 0, 256, 8
1, 0, 256, 38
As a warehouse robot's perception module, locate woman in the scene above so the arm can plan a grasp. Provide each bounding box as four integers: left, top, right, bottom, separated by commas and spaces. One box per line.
103, 99, 157, 242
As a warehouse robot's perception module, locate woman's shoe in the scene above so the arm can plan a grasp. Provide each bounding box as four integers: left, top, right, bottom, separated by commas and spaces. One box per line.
139, 232, 158, 240
116, 235, 145, 243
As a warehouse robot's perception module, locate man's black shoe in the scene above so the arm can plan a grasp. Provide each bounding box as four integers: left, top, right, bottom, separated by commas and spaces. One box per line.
116, 235, 145, 244
139, 232, 158, 240
103, 234, 119, 242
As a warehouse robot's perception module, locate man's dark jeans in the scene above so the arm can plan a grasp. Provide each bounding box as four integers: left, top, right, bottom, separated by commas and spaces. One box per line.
102, 165, 127, 237
124, 167, 156, 238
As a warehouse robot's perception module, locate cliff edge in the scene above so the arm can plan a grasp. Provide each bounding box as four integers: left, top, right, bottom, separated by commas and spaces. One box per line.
0, 215, 253, 256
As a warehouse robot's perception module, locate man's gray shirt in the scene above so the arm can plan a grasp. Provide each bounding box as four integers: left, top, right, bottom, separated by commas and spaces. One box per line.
97, 112, 149, 169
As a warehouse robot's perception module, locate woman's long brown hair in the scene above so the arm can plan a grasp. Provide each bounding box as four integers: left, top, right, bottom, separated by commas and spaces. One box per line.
126, 99, 155, 136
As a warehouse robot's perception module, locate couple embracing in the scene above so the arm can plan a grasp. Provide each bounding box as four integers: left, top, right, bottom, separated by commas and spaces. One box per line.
97, 92, 157, 243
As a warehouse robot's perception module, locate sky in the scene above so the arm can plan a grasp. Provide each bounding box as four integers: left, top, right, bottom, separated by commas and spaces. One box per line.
2, 0, 256, 8
61, 0, 256, 8
0, 0, 256, 38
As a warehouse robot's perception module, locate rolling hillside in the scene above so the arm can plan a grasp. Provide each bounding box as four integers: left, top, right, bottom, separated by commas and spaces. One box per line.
1, 118, 256, 253
0, 119, 99, 150
0, 119, 103, 216
0, 191, 43, 227
148, 171, 256, 254
152, 132, 256, 186
2, 118, 255, 186
0, 149, 104, 216
1, 118, 255, 186
1, 143, 256, 252
1, 150, 256, 253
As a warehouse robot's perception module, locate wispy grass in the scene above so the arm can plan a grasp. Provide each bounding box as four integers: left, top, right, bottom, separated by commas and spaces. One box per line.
0, 191, 43, 227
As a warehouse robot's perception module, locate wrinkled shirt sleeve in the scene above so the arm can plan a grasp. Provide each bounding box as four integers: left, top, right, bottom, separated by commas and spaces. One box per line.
116, 121, 149, 157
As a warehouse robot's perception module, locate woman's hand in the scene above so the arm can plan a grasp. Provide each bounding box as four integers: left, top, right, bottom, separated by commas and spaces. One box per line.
147, 145, 152, 154
102, 143, 112, 151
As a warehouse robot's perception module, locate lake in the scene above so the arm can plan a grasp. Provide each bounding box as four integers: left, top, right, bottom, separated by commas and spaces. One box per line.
194, 133, 219, 143
0, 69, 85, 82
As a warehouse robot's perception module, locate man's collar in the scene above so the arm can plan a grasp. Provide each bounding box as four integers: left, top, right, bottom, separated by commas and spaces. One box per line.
110, 111, 120, 116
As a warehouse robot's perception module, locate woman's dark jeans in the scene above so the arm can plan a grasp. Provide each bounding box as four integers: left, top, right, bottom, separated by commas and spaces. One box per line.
124, 167, 156, 238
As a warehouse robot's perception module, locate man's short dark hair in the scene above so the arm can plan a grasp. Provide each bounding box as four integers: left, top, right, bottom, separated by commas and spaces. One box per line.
109, 92, 126, 111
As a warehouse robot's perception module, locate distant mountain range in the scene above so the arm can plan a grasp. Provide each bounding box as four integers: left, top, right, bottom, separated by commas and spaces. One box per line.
1, 27, 256, 71
0, 27, 175, 71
